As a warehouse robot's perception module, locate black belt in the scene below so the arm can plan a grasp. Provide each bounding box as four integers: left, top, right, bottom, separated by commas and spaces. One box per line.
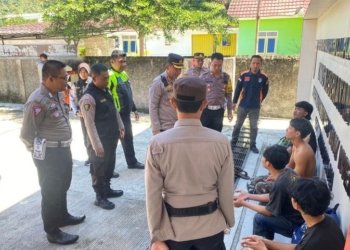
165, 200, 218, 217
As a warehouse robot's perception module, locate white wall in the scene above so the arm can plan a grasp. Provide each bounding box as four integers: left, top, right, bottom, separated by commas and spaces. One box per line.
299, 0, 350, 233
145, 30, 203, 56
316, 0, 350, 39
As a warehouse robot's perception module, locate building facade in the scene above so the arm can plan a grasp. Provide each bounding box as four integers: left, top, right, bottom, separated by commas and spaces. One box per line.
298, 0, 350, 233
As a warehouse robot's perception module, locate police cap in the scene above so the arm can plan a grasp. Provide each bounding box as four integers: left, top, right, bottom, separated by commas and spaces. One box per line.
168, 53, 184, 69
174, 76, 206, 102
193, 52, 205, 59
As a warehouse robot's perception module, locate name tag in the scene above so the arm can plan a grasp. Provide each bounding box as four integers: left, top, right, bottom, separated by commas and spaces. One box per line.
244, 76, 250, 81
33, 137, 47, 160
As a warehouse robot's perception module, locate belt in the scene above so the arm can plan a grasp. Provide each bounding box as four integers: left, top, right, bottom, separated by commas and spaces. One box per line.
46, 139, 72, 148
207, 105, 223, 110
165, 200, 218, 217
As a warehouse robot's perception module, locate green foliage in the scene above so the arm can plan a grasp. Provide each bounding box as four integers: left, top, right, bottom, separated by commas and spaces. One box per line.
0, 0, 44, 16
43, 0, 237, 53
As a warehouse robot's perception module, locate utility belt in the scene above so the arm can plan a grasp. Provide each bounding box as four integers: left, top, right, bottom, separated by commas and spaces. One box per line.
46, 139, 72, 148
165, 200, 218, 217
207, 105, 224, 111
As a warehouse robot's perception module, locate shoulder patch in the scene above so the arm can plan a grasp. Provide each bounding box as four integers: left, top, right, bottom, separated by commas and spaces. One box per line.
32, 104, 42, 116
84, 104, 91, 111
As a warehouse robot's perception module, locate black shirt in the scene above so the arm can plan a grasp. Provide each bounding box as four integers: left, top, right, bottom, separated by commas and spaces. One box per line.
296, 215, 345, 250
266, 168, 303, 226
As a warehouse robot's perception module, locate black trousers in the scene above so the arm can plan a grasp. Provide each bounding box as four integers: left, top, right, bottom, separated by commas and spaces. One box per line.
88, 139, 117, 191
119, 112, 137, 165
200, 108, 225, 132
166, 231, 225, 250
34, 147, 72, 234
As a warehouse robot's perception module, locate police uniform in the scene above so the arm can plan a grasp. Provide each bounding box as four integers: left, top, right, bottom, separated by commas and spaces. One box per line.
231, 70, 269, 149
186, 52, 209, 77
70, 63, 92, 161
149, 53, 183, 135
145, 77, 234, 249
108, 67, 141, 168
20, 84, 73, 234
200, 71, 233, 132
79, 82, 124, 209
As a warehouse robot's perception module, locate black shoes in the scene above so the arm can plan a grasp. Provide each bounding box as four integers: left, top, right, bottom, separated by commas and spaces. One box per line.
47, 229, 79, 245
59, 214, 86, 227
250, 145, 259, 154
235, 169, 251, 180
112, 171, 120, 178
84, 160, 90, 166
94, 198, 115, 210
105, 188, 124, 198
127, 162, 144, 169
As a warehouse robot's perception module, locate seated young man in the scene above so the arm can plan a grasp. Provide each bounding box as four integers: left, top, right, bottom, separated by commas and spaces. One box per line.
249, 101, 316, 194
241, 178, 345, 250
233, 145, 303, 240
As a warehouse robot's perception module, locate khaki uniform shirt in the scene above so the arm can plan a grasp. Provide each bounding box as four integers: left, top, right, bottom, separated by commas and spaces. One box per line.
200, 71, 233, 111
20, 84, 71, 150
186, 67, 209, 77
149, 71, 177, 134
79, 93, 124, 152
145, 119, 234, 242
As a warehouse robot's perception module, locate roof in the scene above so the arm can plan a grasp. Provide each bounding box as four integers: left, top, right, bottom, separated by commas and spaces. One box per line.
0, 23, 48, 39
228, 0, 311, 18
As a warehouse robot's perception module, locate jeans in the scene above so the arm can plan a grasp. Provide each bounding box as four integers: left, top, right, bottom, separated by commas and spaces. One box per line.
253, 213, 296, 240
231, 107, 260, 146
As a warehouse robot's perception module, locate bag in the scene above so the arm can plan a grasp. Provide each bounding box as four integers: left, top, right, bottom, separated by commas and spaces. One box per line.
291, 203, 340, 244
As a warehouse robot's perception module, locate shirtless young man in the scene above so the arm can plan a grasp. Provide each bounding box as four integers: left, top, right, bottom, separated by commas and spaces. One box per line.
286, 118, 316, 178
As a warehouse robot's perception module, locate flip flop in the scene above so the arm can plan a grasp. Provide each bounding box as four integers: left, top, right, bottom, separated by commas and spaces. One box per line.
235, 169, 250, 180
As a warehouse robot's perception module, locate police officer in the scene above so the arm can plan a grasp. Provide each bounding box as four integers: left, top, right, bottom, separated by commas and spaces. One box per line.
79, 63, 124, 210
200, 52, 233, 132
186, 52, 209, 77
70, 62, 92, 166
108, 50, 144, 169
231, 55, 269, 154
20, 60, 85, 245
146, 76, 234, 250
149, 53, 183, 135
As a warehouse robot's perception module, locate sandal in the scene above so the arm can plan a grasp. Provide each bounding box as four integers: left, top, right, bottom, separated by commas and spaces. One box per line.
235, 169, 250, 180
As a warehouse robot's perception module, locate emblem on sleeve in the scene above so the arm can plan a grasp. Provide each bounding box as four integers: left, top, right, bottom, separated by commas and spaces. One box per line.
84, 104, 91, 111
33, 105, 42, 116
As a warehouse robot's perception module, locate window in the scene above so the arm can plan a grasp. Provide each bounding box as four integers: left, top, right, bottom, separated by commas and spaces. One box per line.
257, 31, 277, 54
122, 35, 138, 54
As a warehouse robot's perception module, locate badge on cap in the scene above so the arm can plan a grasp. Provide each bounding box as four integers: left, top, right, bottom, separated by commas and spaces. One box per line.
84, 104, 91, 111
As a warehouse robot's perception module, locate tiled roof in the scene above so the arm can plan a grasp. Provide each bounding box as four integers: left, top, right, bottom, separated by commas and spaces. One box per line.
0, 23, 48, 37
228, 0, 311, 18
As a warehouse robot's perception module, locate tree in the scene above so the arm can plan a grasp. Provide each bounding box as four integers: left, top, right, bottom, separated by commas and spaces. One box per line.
43, 0, 236, 55
104, 0, 236, 55
42, 0, 114, 50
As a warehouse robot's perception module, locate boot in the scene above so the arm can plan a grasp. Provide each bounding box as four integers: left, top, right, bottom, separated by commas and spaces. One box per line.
94, 192, 115, 210
105, 180, 124, 198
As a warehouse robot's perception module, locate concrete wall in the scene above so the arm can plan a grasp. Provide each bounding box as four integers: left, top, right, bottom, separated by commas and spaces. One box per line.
235, 56, 299, 118
0, 56, 298, 118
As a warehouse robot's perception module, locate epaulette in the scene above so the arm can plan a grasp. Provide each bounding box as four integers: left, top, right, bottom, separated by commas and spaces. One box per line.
161, 75, 169, 87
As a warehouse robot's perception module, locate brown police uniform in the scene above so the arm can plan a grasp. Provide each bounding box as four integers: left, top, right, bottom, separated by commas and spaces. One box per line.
186, 67, 209, 77
20, 84, 73, 234
200, 71, 233, 132
149, 71, 177, 134
145, 77, 234, 246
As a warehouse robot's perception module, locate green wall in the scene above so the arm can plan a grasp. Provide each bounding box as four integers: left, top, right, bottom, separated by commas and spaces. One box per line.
238, 17, 303, 56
